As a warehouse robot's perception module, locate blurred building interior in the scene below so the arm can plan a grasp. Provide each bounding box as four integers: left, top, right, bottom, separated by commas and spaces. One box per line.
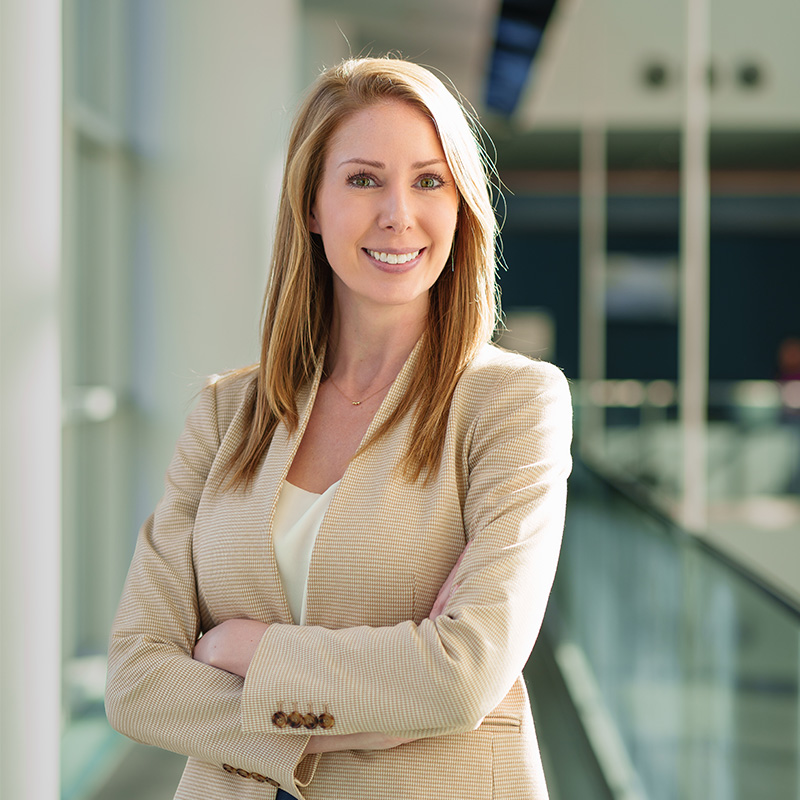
1, 0, 798, 798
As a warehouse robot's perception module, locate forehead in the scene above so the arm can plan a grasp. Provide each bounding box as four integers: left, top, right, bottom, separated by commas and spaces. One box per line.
326, 100, 445, 161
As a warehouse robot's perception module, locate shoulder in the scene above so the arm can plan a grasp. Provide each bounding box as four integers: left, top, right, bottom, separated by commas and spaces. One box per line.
448, 344, 572, 455
455, 343, 570, 406
454, 345, 573, 472
198, 365, 259, 437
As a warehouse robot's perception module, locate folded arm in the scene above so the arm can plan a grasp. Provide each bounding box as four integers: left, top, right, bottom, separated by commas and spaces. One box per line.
190, 551, 471, 752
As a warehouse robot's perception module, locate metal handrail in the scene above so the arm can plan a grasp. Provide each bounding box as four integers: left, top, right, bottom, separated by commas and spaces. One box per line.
578, 454, 800, 619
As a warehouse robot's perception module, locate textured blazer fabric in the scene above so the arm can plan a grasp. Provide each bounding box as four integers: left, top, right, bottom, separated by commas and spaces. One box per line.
106, 341, 573, 800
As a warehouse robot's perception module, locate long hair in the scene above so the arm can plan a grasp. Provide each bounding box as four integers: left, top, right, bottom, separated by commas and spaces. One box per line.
225, 57, 500, 490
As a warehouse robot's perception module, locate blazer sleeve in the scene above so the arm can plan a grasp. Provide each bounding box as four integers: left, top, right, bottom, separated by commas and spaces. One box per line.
240, 361, 572, 738
105, 380, 320, 796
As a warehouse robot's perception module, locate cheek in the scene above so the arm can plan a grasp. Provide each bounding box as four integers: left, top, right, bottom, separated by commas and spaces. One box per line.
437, 207, 459, 240
317, 200, 363, 243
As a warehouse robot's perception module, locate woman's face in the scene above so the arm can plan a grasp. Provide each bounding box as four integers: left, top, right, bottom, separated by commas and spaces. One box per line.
309, 100, 460, 319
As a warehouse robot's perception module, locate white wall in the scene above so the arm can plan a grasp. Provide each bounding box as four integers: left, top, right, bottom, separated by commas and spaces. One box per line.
0, 1, 62, 797
130, 0, 300, 500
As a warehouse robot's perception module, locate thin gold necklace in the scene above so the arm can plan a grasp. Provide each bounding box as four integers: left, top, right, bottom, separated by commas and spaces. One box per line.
326, 375, 396, 406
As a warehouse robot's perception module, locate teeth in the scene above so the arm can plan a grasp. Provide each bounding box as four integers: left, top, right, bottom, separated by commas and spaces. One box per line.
366, 249, 420, 265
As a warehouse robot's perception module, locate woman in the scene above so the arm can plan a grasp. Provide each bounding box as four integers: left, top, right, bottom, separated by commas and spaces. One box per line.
106, 57, 572, 800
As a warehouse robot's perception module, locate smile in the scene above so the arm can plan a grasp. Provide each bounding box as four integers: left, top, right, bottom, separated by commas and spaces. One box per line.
365, 249, 421, 265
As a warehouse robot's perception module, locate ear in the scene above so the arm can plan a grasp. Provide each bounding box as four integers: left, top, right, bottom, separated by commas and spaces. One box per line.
308, 207, 321, 234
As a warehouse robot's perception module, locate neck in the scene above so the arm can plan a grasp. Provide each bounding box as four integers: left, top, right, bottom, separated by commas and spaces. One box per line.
326, 296, 427, 391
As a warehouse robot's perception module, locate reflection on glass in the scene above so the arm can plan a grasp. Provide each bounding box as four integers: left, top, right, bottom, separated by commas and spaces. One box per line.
548, 460, 799, 799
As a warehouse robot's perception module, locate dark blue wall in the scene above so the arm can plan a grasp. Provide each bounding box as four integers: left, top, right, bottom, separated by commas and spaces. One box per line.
499, 199, 800, 381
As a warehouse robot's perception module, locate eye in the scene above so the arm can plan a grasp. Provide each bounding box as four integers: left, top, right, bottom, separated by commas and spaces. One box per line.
347, 172, 377, 188
417, 173, 446, 190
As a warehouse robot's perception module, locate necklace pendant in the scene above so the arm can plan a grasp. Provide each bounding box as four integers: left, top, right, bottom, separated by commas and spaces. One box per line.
326, 374, 395, 407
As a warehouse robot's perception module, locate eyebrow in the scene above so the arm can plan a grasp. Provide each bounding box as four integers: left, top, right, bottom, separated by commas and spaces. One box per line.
338, 157, 447, 170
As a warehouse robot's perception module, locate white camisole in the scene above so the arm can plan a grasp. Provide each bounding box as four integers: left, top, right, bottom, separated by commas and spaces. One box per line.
272, 480, 340, 624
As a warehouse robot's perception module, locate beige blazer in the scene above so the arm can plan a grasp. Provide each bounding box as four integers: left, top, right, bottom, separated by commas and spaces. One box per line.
106, 342, 572, 800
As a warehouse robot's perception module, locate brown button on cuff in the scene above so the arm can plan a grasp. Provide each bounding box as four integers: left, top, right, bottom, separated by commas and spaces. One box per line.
287, 710, 304, 728
222, 764, 279, 787
271, 711, 287, 728
303, 713, 318, 729
318, 712, 335, 729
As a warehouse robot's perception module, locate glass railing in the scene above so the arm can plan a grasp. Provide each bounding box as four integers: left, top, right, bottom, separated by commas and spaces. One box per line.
572, 378, 800, 603
545, 457, 799, 800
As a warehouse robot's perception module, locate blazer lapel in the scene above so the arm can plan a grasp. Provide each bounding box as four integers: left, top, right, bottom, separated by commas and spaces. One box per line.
258, 357, 326, 623
304, 338, 424, 627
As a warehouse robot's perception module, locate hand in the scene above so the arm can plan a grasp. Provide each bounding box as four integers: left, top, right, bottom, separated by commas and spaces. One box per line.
304, 732, 417, 755
192, 618, 269, 677
429, 542, 470, 619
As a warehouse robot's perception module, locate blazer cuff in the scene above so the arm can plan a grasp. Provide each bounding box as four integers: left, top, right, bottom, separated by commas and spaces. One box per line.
285, 742, 320, 798
242, 733, 319, 798
243, 624, 334, 736
295, 750, 321, 790
241, 634, 320, 796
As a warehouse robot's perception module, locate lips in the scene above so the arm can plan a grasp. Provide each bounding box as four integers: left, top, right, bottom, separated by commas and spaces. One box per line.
365, 248, 422, 265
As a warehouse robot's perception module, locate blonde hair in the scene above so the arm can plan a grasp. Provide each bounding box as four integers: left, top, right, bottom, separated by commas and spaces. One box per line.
226, 57, 500, 489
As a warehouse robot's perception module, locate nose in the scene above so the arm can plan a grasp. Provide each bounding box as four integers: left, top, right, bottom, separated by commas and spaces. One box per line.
378, 184, 413, 234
